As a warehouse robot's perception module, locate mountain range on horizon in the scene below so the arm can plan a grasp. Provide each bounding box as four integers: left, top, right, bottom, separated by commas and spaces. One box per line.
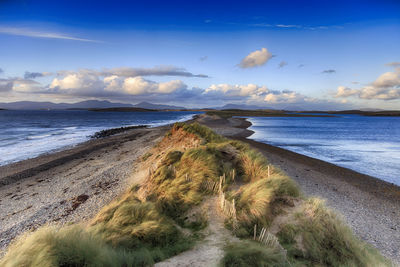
0, 100, 389, 112
0, 100, 269, 111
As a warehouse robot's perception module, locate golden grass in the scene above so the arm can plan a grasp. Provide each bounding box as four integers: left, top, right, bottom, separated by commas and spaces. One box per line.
276, 198, 392, 266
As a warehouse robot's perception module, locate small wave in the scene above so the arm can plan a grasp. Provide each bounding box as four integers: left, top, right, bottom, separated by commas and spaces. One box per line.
26, 134, 53, 140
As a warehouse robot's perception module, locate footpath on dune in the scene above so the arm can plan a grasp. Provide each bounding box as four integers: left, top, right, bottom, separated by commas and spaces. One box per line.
155, 196, 239, 267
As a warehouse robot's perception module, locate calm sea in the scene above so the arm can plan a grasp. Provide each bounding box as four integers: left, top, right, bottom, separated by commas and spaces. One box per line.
247, 115, 400, 185
0, 110, 201, 166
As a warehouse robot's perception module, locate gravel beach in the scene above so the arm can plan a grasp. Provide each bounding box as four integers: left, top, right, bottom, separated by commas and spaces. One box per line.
0, 125, 169, 256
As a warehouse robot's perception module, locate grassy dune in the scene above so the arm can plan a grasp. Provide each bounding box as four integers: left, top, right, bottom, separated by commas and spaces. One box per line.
0, 123, 391, 267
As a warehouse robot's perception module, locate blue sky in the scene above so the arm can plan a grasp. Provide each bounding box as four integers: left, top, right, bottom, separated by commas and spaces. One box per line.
0, 0, 399, 109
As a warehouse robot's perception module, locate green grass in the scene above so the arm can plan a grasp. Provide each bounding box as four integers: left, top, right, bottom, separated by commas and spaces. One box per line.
0, 226, 148, 267
141, 152, 152, 161
172, 122, 226, 143
276, 198, 391, 266
221, 240, 289, 267
233, 176, 300, 237
148, 146, 224, 219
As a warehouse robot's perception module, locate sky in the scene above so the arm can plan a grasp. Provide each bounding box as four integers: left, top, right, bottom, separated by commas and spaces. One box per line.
0, 0, 399, 109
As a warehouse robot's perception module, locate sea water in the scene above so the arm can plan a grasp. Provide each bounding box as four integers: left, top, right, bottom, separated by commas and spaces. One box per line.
0, 110, 201, 166
247, 114, 400, 185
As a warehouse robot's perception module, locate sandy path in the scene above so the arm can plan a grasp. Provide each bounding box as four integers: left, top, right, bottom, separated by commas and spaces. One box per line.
0, 126, 168, 256
155, 196, 238, 267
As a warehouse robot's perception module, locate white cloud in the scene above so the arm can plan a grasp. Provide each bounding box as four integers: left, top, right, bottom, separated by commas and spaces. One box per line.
264, 91, 304, 103
50, 72, 103, 94
205, 83, 268, 97
0, 26, 101, 42
372, 68, 400, 88
0, 78, 42, 92
50, 71, 187, 97
335, 68, 400, 100
335, 86, 358, 97
239, 48, 273, 68
276, 24, 301, 28
122, 77, 186, 95
359, 86, 400, 100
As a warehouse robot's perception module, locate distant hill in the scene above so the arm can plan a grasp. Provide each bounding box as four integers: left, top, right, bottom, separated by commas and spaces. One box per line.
133, 101, 185, 110
216, 103, 270, 110
89, 107, 157, 112
0, 100, 133, 110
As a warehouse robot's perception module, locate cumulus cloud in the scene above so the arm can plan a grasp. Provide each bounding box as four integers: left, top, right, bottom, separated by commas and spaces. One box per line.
264, 90, 305, 103
203, 83, 315, 105
205, 84, 268, 99
335, 68, 400, 100
239, 48, 273, 68
322, 69, 336, 74
110, 76, 186, 95
335, 86, 358, 97
48, 70, 188, 97
0, 77, 42, 92
278, 61, 288, 68
50, 71, 104, 95
372, 69, 400, 88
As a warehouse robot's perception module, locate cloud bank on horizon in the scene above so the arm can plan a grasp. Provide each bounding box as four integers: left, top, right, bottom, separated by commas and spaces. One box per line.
0, 64, 375, 110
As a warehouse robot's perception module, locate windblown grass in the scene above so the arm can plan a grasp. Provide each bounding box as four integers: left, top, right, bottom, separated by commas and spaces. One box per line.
276, 198, 391, 266
221, 240, 289, 267
234, 176, 300, 237
0, 226, 141, 267
172, 122, 226, 143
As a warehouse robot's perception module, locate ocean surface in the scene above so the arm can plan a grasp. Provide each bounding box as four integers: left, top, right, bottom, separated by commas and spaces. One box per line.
0, 110, 201, 166
247, 115, 400, 186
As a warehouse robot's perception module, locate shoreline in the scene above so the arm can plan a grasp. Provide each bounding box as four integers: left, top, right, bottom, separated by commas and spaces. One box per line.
0, 114, 399, 264
197, 114, 399, 264
0, 124, 171, 256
